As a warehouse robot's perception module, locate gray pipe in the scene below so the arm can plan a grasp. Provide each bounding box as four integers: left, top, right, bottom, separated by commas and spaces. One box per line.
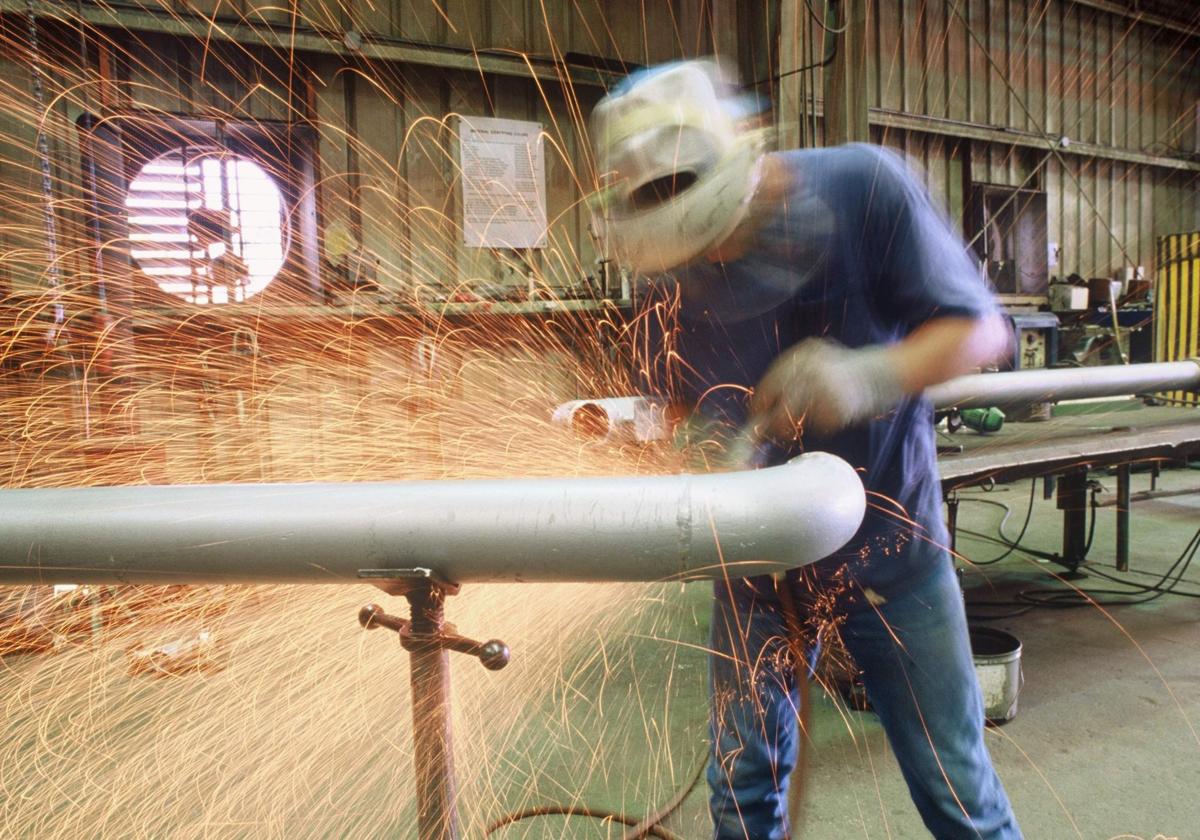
927, 360, 1200, 410
0, 452, 864, 587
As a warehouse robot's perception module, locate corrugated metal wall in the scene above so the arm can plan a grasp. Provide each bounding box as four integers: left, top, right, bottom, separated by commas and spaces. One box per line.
1155, 231, 1200, 404
864, 0, 1200, 281
774, 0, 1199, 283
0, 1, 720, 300
0, 54, 49, 292
874, 126, 1196, 282
0, 0, 1196, 298
869, 0, 1197, 149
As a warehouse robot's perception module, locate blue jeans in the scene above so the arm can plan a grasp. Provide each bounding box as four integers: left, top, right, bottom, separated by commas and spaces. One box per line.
707, 557, 1021, 839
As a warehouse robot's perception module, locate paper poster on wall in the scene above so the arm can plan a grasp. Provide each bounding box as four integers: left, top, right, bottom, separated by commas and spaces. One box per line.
459, 116, 547, 249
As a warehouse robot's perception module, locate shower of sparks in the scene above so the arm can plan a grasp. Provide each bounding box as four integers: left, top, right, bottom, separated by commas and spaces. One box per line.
0, 4, 720, 836
0, 1, 1198, 838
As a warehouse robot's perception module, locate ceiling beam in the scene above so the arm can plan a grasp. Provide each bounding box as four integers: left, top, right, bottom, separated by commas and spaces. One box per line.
871, 108, 1200, 173
1067, 0, 1199, 38
2, 1, 608, 86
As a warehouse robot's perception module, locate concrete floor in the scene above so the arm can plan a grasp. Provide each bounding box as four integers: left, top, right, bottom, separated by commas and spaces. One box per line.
495, 449, 1200, 838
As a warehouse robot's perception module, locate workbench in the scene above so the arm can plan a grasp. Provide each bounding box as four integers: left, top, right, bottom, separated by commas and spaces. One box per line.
938, 405, 1200, 572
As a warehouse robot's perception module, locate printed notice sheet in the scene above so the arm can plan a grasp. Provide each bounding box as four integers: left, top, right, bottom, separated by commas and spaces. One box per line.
459, 116, 547, 249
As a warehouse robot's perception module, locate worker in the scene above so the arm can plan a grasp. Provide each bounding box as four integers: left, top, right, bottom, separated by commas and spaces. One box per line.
187, 207, 250, 304
590, 60, 1021, 839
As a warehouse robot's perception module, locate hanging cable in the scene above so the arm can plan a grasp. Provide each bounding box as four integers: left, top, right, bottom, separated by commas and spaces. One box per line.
24, 1, 69, 349
744, 0, 843, 89
802, 0, 848, 35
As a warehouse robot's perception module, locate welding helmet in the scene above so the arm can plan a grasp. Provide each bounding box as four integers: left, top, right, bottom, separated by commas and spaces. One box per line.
590, 60, 767, 274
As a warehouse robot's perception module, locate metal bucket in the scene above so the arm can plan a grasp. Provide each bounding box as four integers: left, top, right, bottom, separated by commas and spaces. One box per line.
970, 626, 1023, 725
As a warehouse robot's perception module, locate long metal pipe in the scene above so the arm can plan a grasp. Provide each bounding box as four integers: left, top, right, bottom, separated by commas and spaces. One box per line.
0, 452, 864, 587
927, 360, 1200, 410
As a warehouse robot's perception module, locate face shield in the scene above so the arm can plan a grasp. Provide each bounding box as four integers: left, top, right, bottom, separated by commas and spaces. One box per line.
590, 60, 767, 275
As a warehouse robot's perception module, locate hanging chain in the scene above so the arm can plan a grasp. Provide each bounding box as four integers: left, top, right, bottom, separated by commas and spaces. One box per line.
25, 0, 66, 339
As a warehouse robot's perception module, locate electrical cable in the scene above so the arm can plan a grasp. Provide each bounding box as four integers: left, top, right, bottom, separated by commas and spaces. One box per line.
956, 525, 1055, 559
959, 506, 1040, 620
962, 521, 1200, 610
485, 755, 705, 839
1086, 560, 1200, 592
1016, 526, 1200, 608
954, 480, 1039, 565
959, 479, 1200, 612
958, 479, 1104, 564
1082, 482, 1100, 557
1137, 393, 1200, 408
486, 805, 684, 839
1082, 563, 1200, 600
617, 759, 708, 840
498, 483, 1199, 834
779, 578, 814, 838
744, 0, 843, 89
802, 0, 848, 34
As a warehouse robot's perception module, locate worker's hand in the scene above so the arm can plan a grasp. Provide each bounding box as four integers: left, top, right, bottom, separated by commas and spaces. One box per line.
749, 338, 905, 440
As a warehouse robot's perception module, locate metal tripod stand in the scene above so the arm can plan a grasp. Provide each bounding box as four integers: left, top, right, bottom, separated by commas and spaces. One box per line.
358, 568, 510, 840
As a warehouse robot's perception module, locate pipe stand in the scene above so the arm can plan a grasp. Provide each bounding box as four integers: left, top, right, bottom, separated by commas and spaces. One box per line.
407, 585, 458, 840
359, 571, 510, 840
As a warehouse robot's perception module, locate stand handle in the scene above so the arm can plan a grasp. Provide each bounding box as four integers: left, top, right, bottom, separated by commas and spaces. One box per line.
359, 603, 510, 671
359, 603, 406, 632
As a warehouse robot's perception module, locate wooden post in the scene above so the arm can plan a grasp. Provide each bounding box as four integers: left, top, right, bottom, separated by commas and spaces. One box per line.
823, 0, 870, 145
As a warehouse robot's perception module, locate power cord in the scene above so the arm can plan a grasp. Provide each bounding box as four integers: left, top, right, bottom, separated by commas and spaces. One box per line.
485, 757, 704, 839
957, 478, 1200, 613
1016, 526, 1200, 608
954, 480, 1039, 565
493, 479, 1198, 833
956, 479, 1104, 565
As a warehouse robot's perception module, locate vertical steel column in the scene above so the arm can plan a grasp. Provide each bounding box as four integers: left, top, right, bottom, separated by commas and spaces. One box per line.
1057, 471, 1089, 572
404, 586, 458, 840
946, 493, 960, 556
1116, 465, 1131, 572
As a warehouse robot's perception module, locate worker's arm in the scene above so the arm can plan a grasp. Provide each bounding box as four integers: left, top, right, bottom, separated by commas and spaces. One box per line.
749, 312, 1010, 440
751, 145, 1012, 442
890, 311, 1011, 394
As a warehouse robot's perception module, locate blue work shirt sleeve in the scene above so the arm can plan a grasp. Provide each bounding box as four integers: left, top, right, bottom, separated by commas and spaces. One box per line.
855, 145, 998, 330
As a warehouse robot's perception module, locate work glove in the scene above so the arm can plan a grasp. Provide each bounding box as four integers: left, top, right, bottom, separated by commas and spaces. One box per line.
749, 338, 905, 440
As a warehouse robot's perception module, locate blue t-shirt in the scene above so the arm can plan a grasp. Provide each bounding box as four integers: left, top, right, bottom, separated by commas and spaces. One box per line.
641, 143, 997, 596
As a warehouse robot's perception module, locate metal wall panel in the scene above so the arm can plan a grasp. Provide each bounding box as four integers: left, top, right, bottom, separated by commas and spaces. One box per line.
863, 0, 1200, 283
1, 0, 1196, 298
0, 3, 707, 297
872, 122, 1198, 281
870, 0, 1200, 154
1155, 232, 1200, 404
261, 0, 714, 64
0, 54, 50, 291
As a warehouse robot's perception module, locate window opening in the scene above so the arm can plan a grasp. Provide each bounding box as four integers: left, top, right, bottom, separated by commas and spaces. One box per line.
126, 148, 288, 304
